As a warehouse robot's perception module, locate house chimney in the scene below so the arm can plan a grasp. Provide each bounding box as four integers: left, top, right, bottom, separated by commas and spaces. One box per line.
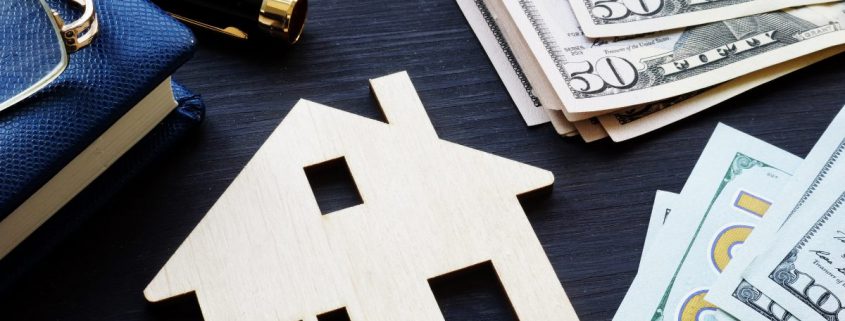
370, 72, 437, 138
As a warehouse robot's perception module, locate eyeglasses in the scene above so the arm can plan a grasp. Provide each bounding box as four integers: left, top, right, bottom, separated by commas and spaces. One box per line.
0, 0, 98, 113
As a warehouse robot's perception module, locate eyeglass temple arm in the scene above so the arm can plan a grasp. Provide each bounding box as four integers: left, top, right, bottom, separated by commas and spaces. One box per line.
51, 0, 99, 52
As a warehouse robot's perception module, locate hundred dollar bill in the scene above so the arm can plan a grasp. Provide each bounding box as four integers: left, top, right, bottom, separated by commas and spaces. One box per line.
497, 0, 845, 112
598, 47, 844, 142
641, 190, 677, 265
707, 107, 845, 321
614, 124, 802, 321
723, 107, 845, 321
568, 0, 837, 38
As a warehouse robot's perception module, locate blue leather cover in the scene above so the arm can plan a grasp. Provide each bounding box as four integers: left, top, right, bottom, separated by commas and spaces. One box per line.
0, 80, 205, 293
0, 0, 196, 218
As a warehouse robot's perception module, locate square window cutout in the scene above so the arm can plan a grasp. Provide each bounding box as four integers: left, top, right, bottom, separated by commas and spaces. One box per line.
304, 157, 364, 215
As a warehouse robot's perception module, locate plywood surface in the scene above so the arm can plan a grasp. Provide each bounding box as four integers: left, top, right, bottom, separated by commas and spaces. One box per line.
144, 72, 578, 321
2, 0, 845, 320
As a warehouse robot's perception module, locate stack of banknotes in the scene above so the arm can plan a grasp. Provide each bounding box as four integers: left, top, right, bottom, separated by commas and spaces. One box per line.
616, 106, 845, 321
457, 0, 845, 142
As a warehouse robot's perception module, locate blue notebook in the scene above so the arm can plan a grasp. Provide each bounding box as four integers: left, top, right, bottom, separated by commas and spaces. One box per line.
0, 80, 205, 292
0, 0, 200, 265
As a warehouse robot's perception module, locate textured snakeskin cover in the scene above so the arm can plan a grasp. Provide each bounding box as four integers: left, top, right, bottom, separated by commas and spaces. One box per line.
0, 80, 205, 292
0, 0, 196, 218
0, 0, 66, 105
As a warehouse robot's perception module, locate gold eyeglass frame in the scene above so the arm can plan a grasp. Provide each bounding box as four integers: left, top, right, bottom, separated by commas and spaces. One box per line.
0, 0, 99, 113
51, 0, 99, 52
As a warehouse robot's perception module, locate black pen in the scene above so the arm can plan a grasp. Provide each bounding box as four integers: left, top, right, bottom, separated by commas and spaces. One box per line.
153, 0, 307, 44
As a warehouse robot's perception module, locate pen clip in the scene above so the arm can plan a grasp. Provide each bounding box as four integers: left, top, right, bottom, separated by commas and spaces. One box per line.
168, 13, 249, 40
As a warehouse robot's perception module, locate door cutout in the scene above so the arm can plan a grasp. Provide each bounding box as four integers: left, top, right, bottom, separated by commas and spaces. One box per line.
428, 261, 519, 321
316, 307, 351, 321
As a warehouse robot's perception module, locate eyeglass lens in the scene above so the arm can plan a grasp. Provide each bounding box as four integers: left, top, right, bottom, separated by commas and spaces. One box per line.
0, 0, 68, 111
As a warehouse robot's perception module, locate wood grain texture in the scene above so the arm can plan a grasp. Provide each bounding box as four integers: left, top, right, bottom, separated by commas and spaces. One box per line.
2, 0, 845, 320
144, 72, 578, 321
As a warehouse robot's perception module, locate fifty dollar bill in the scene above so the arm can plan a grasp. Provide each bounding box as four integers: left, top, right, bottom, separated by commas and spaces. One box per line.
568, 0, 837, 38
598, 47, 844, 142
456, 0, 554, 127
498, 0, 845, 112
469, 0, 845, 141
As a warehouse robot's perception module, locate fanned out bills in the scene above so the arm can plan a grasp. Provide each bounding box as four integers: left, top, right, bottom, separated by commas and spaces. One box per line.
615, 123, 802, 321
616, 106, 845, 321
456, 0, 845, 142
500, 0, 845, 112
711, 108, 845, 321
456, 0, 555, 127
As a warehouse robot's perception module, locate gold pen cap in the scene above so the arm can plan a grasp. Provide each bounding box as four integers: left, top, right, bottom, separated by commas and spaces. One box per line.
258, 0, 307, 44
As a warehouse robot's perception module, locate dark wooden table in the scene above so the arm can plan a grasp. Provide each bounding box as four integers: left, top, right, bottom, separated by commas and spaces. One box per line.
5, 0, 845, 320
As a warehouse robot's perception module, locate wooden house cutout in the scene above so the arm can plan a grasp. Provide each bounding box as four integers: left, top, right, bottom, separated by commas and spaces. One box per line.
144, 72, 579, 321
